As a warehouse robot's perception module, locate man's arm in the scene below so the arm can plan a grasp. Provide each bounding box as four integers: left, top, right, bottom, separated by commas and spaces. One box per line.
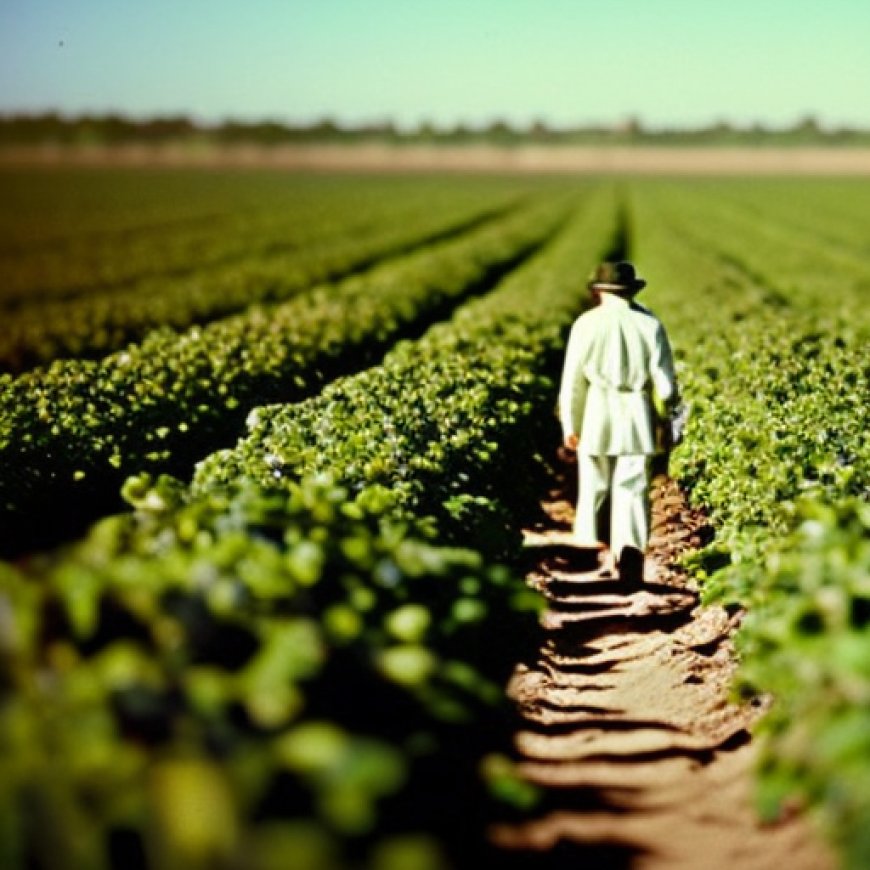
649, 320, 684, 454
650, 320, 679, 413
558, 320, 587, 450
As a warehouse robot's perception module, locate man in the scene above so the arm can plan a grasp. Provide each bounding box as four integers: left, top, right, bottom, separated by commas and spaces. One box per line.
559, 261, 680, 581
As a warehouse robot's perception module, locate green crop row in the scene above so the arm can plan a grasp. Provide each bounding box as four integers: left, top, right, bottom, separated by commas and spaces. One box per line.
0, 477, 543, 870
193, 192, 617, 555
684, 178, 870, 259
723, 500, 869, 870
634, 180, 870, 316
0, 189, 616, 869
0, 195, 570, 556
0, 168, 319, 249
0, 190, 521, 371
630, 181, 870, 868
631, 182, 868, 539
0, 179, 375, 305
0, 170, 534, 307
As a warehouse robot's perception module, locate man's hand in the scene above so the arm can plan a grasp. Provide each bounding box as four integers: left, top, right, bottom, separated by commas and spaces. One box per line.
563, 433, 579, 451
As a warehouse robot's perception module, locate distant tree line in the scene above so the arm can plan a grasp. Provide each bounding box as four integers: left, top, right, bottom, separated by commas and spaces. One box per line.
2, 112, 869, 147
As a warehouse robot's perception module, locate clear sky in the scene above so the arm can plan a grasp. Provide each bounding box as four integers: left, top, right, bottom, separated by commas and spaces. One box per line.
1, 0, 869, 129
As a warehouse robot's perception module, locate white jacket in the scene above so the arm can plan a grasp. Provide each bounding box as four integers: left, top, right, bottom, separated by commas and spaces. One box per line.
559, 293, 678, 455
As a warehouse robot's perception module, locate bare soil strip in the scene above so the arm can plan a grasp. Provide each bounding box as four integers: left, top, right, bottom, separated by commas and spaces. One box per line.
4, 144, 870, 175
490, 470, 835, 869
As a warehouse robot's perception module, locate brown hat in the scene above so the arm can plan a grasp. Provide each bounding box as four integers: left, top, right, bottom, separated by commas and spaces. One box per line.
587, 261, 646, 294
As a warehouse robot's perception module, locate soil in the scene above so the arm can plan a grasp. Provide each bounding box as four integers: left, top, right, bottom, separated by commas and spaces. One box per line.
4, 144, 870, 175
488, 463, 836, 870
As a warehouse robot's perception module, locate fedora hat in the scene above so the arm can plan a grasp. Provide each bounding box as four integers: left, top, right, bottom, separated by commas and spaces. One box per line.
587, 261, 646, 294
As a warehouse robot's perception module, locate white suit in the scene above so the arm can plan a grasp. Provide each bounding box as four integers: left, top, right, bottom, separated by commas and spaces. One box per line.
558, 292, 678, 558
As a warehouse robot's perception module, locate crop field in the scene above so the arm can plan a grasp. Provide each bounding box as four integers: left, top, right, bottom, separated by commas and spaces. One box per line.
0, 167, 868, 869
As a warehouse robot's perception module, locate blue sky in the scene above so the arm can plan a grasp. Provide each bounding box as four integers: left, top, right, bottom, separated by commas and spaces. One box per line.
1, 0, 869, 129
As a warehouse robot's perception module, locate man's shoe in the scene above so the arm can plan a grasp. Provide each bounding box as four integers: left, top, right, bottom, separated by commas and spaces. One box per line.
617, 547, 645, 587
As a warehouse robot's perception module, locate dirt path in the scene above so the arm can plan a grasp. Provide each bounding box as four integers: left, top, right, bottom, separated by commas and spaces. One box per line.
489, 469, 835, 870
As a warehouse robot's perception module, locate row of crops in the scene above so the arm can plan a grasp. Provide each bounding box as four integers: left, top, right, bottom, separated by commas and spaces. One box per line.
0, 167, 868, 868
0, 187, 530, 371
0, 174, 617, 869
0, 187, 575, 555
0, 171, 541, 306
630, 179, 870, 869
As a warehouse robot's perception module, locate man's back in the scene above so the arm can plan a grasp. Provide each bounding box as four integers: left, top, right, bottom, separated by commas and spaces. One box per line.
571, 295, 662, 391
559, 293, 678, 455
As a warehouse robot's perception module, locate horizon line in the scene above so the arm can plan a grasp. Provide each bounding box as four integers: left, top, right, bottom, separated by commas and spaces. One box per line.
2, 109, 869, 135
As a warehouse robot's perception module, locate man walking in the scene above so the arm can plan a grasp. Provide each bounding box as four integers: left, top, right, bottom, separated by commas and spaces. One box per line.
559, 261, 680, 581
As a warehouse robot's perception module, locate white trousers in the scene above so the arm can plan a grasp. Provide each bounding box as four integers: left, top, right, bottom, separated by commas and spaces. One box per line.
574, 454, 651, 558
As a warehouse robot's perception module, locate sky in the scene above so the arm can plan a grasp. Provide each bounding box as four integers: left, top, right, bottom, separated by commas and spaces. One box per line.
1, 0, 869, 130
